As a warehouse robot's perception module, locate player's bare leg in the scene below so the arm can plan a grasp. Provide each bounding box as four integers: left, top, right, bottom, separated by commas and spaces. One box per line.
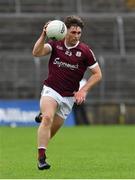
35, 112, 64, 138
51, 114, 64, 138
37, 96, 58, 170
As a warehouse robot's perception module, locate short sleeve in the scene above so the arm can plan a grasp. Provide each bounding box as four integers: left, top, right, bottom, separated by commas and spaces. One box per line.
45, 40, 55, 51
84, 45, 98, 68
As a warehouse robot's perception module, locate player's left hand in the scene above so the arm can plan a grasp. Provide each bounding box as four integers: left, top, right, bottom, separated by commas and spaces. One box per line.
74, 90, 87, 105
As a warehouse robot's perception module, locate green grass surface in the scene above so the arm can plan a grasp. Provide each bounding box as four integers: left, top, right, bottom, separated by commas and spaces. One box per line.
0, 125, 135, 179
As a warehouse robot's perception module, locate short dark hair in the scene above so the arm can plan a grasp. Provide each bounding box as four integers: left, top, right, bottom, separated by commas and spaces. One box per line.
64, 15, 84, 29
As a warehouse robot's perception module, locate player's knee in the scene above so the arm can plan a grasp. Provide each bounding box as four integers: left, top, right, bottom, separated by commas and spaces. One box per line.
41, 114, 52, 127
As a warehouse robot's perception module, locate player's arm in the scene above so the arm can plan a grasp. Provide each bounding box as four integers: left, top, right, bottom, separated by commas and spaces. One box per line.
32, 23, 51, 57
74, 64, 102, 105
81, 64, 102, 92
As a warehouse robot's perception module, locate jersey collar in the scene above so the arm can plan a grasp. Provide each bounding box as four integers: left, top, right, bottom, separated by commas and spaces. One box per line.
64, 40, 79, 50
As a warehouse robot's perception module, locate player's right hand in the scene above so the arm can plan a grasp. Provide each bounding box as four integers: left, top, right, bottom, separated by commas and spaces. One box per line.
43, 21, 51, 35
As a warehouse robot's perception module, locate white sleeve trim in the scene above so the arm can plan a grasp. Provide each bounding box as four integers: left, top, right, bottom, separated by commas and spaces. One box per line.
44, 43, 52, 52
88, 62, 98, 69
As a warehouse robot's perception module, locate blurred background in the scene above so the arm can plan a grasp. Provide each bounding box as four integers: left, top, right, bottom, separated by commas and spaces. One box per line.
0, 0, 135, 125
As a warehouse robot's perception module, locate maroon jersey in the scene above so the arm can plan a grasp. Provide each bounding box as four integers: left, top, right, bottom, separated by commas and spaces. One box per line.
44, 40, 97, 96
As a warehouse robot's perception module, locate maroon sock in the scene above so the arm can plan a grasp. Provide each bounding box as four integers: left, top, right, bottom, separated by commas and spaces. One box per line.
38, 148, 46, 159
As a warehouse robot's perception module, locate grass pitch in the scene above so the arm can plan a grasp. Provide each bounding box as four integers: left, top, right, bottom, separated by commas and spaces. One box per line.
0, 125, 135, 179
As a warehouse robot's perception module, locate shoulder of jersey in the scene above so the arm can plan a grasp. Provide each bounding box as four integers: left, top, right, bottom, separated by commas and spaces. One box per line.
78, 42, 91, 52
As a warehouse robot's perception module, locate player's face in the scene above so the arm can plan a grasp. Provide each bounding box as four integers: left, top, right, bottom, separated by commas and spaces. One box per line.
65, 26, 82, 46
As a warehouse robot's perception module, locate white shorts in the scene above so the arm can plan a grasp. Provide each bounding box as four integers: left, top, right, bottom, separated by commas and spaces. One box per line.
41, 85, 74, 120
